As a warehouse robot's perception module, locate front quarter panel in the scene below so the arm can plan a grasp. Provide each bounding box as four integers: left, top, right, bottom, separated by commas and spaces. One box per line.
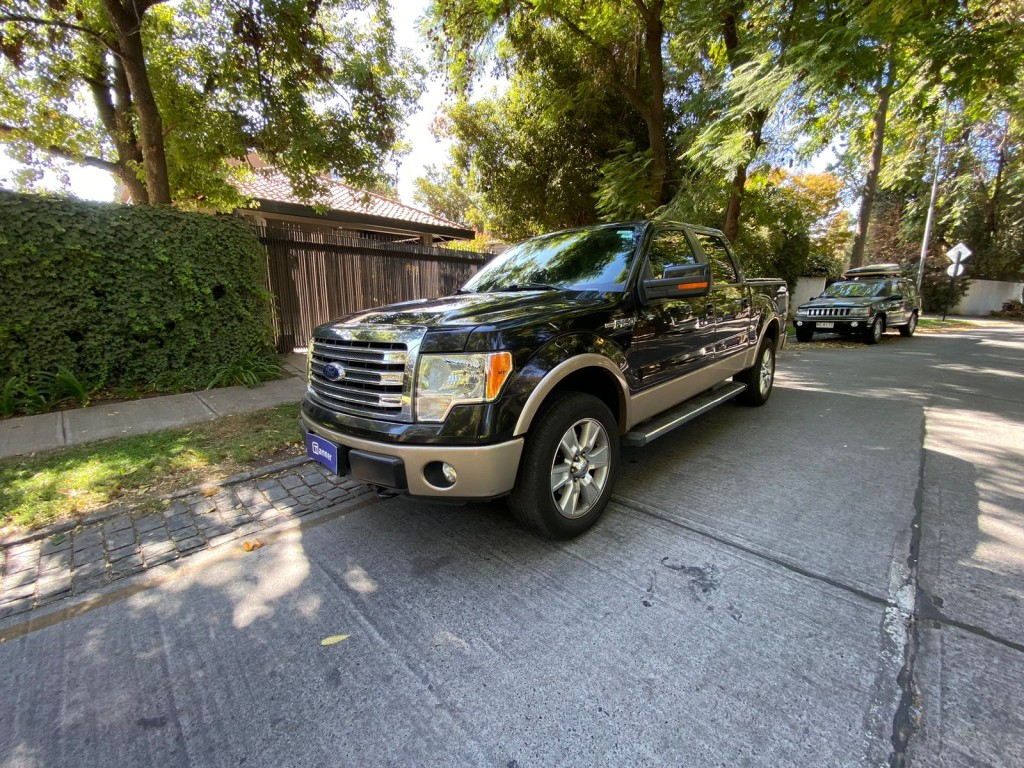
499, 334, 633, 437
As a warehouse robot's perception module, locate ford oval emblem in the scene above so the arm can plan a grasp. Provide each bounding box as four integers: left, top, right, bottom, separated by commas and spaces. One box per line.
322, 362, 346, 381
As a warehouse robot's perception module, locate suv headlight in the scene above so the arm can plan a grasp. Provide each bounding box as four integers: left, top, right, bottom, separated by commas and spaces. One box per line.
849, 307, 870, 317
415, 352, 513, 422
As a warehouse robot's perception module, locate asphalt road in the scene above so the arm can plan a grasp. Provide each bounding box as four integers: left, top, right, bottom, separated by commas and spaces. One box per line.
1, 324, 1021, 767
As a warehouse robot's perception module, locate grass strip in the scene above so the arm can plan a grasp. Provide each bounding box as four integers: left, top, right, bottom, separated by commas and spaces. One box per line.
916, 318, 979, 331
0, 403, 302, 533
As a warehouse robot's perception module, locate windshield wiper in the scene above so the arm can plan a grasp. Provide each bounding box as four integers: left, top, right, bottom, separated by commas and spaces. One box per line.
493, 282, 562, 292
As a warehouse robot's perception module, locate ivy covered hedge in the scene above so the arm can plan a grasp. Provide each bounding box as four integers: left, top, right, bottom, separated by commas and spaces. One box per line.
0, 191, 276, 397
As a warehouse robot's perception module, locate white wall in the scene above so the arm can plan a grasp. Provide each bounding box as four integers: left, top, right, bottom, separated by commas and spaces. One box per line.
790, 276, 827, 316
952, 280, 1024, 316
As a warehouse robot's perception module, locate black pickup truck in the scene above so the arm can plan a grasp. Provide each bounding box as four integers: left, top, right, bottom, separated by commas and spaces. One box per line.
301, 221, 788, 538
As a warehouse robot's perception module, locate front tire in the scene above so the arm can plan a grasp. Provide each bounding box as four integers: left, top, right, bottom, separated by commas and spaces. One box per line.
864, 316, 884, 344
508, 392, 620, 539
899, 312, 918, 337
735, 336, 776, 406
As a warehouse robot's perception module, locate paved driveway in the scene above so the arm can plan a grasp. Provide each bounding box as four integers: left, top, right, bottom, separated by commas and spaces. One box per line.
1, 325, 1021, 767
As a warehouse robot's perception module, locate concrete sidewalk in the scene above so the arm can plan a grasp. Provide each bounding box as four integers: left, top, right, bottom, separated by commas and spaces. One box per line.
0, 353, 308, 460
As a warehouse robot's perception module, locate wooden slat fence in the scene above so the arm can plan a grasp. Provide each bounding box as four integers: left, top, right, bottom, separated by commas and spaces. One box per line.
254, 225, 491, 351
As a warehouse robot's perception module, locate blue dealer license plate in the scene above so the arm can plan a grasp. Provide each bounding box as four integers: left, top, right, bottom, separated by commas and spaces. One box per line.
305, 433, 340, 475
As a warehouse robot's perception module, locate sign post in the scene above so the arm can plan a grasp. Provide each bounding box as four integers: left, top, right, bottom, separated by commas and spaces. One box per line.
943, 243, 972, 321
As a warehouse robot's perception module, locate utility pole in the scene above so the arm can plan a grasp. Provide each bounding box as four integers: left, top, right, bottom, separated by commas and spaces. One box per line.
917, 105, 949, 305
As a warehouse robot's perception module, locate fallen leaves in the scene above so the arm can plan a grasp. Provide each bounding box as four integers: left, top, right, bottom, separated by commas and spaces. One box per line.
320, 634, 350, 646
241, 539, 264, 552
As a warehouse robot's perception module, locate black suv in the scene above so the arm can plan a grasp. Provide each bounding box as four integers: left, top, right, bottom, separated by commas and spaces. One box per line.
792, 264, 920, 344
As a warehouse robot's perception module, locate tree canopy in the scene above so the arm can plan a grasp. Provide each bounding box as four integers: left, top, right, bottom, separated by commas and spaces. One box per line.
0, 0, 421, 206
422, 0, 1024, 283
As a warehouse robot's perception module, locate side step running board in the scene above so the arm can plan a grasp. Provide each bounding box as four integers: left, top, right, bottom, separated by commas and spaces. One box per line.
621, 382, 747, 448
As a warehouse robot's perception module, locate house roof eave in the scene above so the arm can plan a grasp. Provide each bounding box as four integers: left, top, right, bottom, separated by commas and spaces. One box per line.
242, 200, 475, 242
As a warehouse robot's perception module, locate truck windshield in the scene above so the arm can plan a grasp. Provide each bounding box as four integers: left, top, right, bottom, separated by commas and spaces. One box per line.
462, 226, 641, 293
824, 280, 887, 298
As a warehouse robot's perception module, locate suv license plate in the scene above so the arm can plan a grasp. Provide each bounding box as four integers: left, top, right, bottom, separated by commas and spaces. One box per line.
305, 433, 339, 474
816, 322, 834, 329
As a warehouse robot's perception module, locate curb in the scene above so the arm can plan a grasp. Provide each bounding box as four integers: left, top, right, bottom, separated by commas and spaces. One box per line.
1, 456, 313, 549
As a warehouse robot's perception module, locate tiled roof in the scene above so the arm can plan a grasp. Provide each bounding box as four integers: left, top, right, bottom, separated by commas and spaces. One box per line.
235, 167, 467, 232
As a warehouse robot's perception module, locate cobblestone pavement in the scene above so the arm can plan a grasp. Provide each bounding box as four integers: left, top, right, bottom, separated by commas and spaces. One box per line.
0, 460, 368, 620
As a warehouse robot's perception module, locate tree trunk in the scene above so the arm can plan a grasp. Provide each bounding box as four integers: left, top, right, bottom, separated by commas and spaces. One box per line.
719, 5, 770, 243
87, 53, 148, 202
723, 164, 746, 243
721, 109, 766, 243
642, 3, 668, 205
850, 56, 896, 268
985, 120, 1009, 238
101, 0, 172, 205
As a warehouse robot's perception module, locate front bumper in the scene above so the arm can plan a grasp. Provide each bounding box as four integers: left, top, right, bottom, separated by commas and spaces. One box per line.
793, 317, 868, 332
301, 414, 524, 499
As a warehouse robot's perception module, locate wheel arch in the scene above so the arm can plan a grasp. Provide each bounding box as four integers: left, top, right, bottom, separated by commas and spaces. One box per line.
760, 316, 781, 349
513, 354, 630, 436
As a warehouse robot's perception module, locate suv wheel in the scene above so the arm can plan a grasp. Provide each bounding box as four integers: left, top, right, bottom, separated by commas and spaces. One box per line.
508, 392, 619, 539
864, 316, 884, 345
795, 325, 814, 342
899, 312, 918, 337
734, 337, 776, 406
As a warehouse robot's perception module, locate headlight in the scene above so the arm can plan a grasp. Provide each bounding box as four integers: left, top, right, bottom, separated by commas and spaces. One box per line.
307, 339, 315, 384
849, 307, 870, 317
415, 352, 513, 422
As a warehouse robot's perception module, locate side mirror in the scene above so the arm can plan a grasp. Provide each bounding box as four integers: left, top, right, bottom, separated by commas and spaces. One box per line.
641, 263, 711, 302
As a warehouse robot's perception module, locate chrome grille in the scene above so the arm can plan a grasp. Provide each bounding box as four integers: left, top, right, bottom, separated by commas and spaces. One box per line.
308, 327, 425, 422
806, 307, 851, 317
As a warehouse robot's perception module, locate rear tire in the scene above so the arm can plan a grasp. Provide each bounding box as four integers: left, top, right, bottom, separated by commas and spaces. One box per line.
508, 392, 619, 539
899, 312, 918, 337
795, 326, 814, 342
734, 337, 775, 407
864, 316, 884, 344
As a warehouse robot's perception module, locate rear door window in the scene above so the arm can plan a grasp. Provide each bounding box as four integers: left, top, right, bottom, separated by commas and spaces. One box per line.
692, 233, 739, 285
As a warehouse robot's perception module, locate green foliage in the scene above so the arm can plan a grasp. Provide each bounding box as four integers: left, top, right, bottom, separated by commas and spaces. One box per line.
0, 190, 277, 402
919, 253, 971, 315
419, 0, 1023, 284
414, 163, 485, 232
659, 169, 849, 287
425, 0, 676, 224
0, 0, 421, 206
422, 68, 644, 241
0, 368, 91, 417
0, 377, 19, 418
47, 367, 91, 407
206, 354, 283, 390
0, 375, 46, 416
596, 144, 656, 221
994, 300, 1024, 319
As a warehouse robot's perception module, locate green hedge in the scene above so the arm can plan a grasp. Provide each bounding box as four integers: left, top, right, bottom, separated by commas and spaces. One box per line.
0, 191, 276, 395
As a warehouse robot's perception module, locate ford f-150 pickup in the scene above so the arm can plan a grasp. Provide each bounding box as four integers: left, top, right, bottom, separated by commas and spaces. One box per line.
301, 221, 788, 538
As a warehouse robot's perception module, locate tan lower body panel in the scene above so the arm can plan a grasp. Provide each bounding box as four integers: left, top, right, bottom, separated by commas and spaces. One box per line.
302, 415, 524, 498
627, 352, 751, 430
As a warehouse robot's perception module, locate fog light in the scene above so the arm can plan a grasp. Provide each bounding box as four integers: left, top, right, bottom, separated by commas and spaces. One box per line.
851, 321, 859, 328
442, 462, 458, 483
795, 320, 803, 326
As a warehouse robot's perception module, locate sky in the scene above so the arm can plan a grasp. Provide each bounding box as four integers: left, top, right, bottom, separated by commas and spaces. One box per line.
0, 0, 452, 207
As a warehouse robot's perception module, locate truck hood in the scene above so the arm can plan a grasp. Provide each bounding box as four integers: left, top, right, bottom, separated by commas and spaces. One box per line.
338, 290, 617, 328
